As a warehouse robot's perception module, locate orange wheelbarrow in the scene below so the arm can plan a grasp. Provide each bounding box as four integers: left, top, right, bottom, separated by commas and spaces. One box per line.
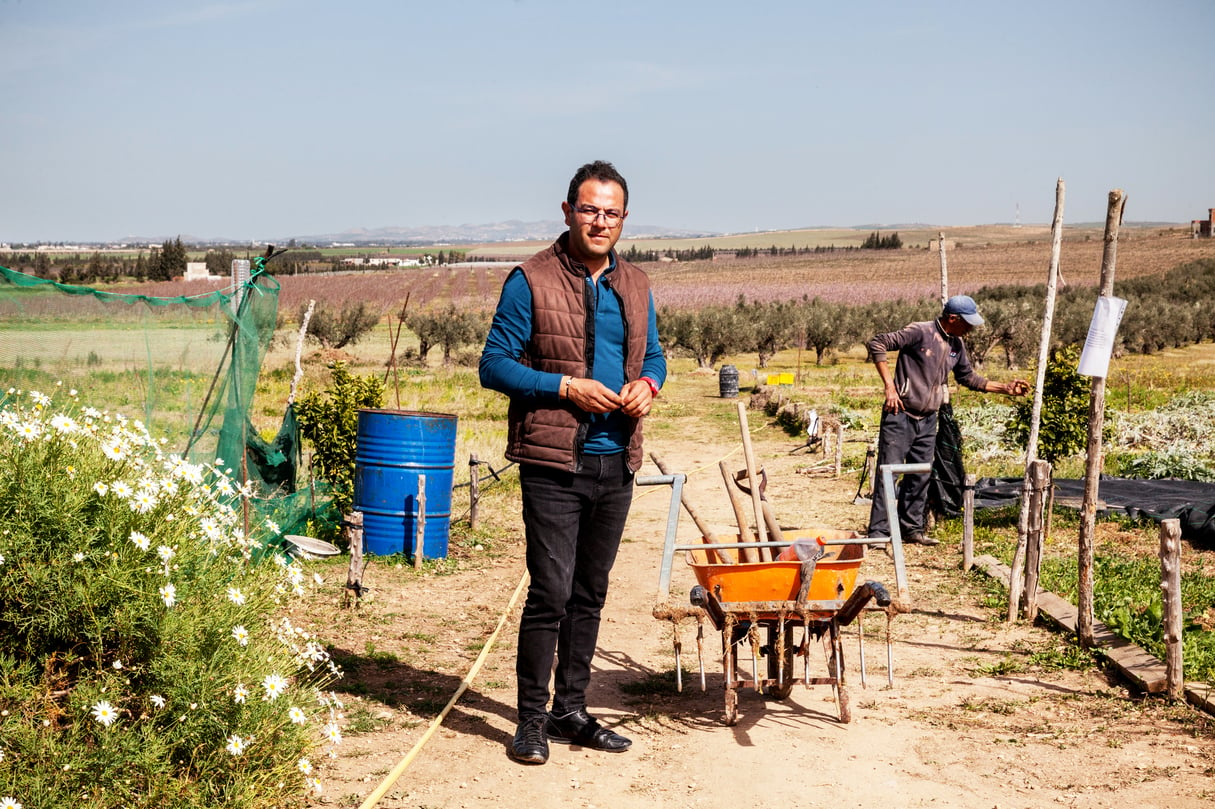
639, 473, 907, 726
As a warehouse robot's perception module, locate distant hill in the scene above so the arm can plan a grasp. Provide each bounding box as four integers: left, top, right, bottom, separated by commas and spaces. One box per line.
14, 219, 1186, 251
298, 220, 716, 246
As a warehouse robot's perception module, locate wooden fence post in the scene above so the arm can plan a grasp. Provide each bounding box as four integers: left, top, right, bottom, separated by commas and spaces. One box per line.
962, 473, 976, 572
1023, 460, 1051, 621
834, 422, 844, 478
1078, 189, 1127, 647
469, 453, 480, 531
1160, 518, 1183, 700
343, 511, 364, 608
414, 474, 426, 570
1009, 178, 1066, 622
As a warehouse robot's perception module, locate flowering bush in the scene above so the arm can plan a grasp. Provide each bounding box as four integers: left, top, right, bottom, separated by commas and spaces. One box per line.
0, 387, 342, 809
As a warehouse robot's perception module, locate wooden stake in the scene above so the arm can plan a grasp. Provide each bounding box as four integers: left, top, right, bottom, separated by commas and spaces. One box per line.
959, 473, 975, 573
1078, 189, 1127, 647
343, 510, 365, 608
289, 299, 315, 406
469, 453, 480, 531
736, 402, 771, 560
1160, 518, 1183, 700
938, 230, 949, 307
1009, 178, 1066, 622
414, 474, 426, 570
834, 422, 844, 478
1023, 460, 1051, 621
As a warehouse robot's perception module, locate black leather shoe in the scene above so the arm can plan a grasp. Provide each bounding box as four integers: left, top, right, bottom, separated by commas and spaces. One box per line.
509, 716, 549, 764
905, 532, 939, 546
546, 709, 632, 752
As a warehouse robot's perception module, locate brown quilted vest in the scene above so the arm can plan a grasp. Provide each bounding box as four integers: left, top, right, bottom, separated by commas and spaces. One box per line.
505, 235, 652, 472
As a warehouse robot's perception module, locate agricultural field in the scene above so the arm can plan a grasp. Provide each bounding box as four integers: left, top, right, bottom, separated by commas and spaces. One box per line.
5, 226, 1215, 808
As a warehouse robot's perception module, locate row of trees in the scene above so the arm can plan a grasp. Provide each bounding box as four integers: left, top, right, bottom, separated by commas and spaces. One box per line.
292, 257, 1215, 374
2, 244, 471, 286
618, 237, 907, 264
8, 237, 192, 285
860, 231, 903, 249
659, 257, 1215, 371
299, 301, 488, 367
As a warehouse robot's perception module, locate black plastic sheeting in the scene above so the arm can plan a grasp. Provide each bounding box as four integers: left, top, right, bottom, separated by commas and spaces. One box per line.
928, 402, 966, 520
973, 475, 1215, 546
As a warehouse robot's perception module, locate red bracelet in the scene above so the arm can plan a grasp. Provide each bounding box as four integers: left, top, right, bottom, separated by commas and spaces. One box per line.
640, 376, 660, 397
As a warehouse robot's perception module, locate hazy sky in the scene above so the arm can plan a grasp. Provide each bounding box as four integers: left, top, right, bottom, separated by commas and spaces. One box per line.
3, 0, 1213, 243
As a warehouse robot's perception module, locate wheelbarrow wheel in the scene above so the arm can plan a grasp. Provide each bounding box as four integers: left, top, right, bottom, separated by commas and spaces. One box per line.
762, 623, 796, 700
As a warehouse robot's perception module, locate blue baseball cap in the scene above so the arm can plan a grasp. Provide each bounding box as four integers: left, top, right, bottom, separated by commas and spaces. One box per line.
943, 295, 984, 326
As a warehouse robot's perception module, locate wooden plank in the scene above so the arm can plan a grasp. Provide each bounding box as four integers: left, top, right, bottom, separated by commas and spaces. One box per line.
970, 554, 1167, 694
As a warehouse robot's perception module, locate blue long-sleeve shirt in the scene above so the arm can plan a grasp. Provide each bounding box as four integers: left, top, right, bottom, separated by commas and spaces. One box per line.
480, 257, 666, 455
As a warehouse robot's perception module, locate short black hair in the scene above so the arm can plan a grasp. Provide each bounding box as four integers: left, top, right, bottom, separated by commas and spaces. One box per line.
567, 160, 629, 210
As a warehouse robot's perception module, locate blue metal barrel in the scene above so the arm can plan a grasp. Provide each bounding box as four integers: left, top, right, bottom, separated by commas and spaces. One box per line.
354, 409, 458, 559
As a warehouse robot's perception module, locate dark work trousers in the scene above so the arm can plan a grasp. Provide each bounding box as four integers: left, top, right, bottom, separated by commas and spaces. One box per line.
867, 409, 938, 538
516, 452, 634, 721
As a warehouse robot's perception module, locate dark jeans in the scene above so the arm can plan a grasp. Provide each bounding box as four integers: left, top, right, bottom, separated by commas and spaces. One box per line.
867, 409, 937, 538
516, 453, 634, 720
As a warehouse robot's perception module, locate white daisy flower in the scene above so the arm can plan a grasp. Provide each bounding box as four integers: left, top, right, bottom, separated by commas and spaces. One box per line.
130, 531, 150, 551
110, 481, 133, 499
262, 673, 288, 701
93, 481, 109, 496
297, 757, 313, 775
156, 545, 175, 565
225, 734, 246, 756
232, 625, 249, 646
226, 587, 246, 606
309, 777, 323, 795
72, 552, 85, 563
233, 684, 248, 704
150, 695, 166, 709
288, 706, 307, 725
323, 722, 342, 745
159, 583, 176, 607
91, 700, 118, 727
50, 414, 77, 434
131, 489, 157, 514
0, 795, 21, 809
101, 441, 124, 461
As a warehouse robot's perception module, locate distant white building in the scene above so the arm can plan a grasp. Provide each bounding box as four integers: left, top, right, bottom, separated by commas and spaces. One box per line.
184, 261, 221, 282
339, 256, 422, 268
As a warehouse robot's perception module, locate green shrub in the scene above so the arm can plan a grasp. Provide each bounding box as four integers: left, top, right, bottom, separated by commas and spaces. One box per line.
0, 387, 342, 808
294, 362, 384, 514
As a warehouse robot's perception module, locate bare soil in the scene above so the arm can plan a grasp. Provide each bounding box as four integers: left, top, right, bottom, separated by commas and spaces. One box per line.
297, 399, 1215, 809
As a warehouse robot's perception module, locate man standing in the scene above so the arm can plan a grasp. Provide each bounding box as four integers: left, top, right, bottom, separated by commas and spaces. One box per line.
866, 295, 1027, 545
480, 161, 666, 765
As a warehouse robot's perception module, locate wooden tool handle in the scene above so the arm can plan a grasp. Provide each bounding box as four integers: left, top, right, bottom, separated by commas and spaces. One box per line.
736, 402, 772, 561
719, 461, 760, 563
650, 452, 736, 564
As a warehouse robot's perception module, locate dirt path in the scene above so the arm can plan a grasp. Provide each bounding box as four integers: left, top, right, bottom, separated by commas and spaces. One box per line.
304, 419, 1215, 809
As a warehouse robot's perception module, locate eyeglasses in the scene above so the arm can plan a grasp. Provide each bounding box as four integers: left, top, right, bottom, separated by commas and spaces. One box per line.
571, 204, 625, 227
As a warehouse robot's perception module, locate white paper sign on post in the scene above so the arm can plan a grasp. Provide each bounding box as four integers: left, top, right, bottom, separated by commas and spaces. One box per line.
1077, 296, 1128, 378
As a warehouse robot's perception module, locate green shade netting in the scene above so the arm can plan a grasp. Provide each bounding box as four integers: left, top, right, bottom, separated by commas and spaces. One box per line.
0, 262, 335, 540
